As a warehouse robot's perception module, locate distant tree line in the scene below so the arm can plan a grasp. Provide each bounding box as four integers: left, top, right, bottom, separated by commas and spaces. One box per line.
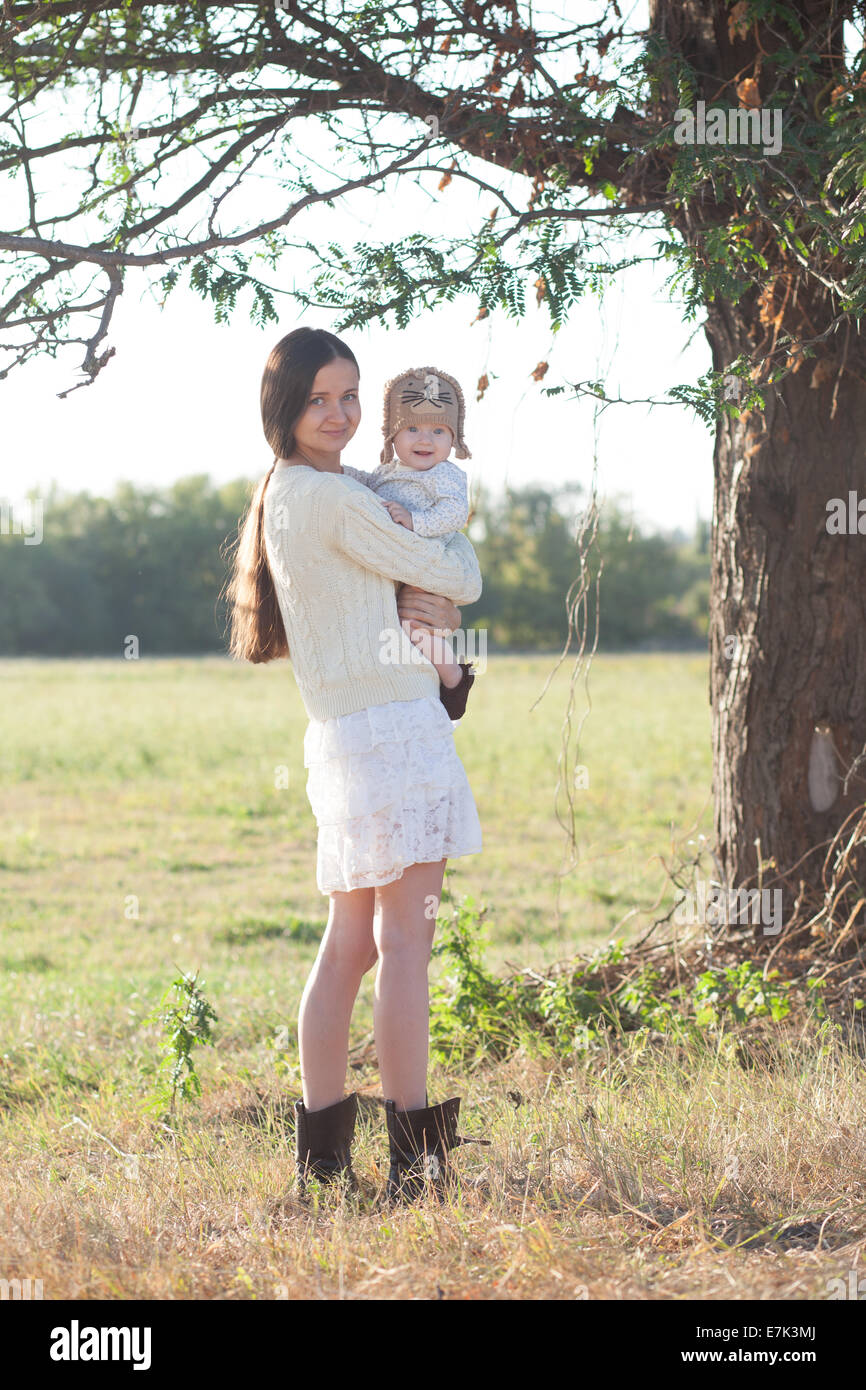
0, 475, 709, 656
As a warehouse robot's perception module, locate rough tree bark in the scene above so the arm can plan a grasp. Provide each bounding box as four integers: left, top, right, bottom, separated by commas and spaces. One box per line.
706, 297, 866, 913
648, 0, 865, 918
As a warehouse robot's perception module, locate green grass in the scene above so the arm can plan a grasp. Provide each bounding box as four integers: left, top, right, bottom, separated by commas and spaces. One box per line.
0, 651, 712, 975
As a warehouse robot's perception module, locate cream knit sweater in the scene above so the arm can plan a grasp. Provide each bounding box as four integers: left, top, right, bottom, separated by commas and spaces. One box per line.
262, 462, 483, 721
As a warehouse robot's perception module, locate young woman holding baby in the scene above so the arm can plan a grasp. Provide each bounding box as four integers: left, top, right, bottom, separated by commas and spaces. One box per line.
227, 327, 487, 1205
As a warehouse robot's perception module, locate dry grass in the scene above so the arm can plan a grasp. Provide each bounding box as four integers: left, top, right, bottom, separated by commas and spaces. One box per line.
2, 1033, 864, 1300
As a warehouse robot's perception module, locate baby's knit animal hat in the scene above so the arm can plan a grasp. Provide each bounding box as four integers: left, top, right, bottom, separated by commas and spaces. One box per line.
380, 366, 472, 464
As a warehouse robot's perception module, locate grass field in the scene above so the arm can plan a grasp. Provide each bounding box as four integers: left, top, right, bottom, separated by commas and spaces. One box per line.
1, 653, 864, 1300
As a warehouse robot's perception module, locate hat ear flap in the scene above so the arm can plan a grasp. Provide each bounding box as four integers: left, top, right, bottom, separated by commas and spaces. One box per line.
381, 377, 401, 463
449, 372, 470, 462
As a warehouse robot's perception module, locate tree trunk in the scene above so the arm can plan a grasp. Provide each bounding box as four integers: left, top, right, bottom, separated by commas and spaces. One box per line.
705, 299, 866, 917
644, 0, 859, 928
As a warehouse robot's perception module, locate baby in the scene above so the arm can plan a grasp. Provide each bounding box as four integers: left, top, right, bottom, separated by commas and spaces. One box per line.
341, 366, 472, 692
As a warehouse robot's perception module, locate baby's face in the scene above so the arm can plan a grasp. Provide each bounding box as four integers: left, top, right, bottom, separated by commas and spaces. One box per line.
392, 424, 453, 469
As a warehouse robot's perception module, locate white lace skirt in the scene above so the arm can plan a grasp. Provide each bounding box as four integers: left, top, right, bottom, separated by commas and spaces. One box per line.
303, 695, 483, 894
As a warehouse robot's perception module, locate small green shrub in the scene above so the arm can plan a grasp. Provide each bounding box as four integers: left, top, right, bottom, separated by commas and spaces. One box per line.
143, 969, 219, 1116
430, 896, 803, 1064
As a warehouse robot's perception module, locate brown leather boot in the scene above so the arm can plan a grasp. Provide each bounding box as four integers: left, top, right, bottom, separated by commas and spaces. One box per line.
294, 1093, 359, 1197
385, 1095, 490, 1205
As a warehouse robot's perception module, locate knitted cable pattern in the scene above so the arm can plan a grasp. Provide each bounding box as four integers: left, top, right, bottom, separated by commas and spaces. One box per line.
264, 485, 314, 657
261, 465, 482, 721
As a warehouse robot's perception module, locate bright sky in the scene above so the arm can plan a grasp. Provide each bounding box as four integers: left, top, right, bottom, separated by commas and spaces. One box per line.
2, 4, 715, 537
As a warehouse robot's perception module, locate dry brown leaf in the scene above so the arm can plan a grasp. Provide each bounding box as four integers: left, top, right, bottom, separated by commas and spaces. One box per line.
728, 2, 751, 42
810, 357, 835, 390
757, 279, 783, 330
476, 374, 490, 401
786, 345, 805, 374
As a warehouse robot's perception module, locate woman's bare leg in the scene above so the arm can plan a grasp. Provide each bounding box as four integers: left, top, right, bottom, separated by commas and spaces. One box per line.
373, 859, 447, 1112
297, 885, 376, 1111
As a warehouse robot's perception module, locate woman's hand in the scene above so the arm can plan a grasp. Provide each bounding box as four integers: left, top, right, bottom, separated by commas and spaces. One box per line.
396, 583, 461, 635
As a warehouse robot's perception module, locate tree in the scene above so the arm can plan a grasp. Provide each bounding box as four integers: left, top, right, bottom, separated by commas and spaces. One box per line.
2, 1, 865, 925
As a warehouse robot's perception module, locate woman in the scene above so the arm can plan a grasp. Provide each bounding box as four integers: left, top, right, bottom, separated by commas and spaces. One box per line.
227, 327, 487, 1205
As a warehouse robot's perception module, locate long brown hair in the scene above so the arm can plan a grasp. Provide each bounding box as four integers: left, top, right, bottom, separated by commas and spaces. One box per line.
224, 328, 360, 663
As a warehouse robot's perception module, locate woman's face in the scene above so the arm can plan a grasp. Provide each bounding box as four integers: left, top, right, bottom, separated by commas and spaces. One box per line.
293, 357, 361, 458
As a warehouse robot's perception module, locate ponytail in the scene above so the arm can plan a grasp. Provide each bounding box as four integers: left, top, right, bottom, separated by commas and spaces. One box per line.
224, 458, 289, 663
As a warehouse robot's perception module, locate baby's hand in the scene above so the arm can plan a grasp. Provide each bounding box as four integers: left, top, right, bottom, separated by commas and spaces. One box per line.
380, 500, 413, 530
401, 618, 454, 671
405, 622, 434, 660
